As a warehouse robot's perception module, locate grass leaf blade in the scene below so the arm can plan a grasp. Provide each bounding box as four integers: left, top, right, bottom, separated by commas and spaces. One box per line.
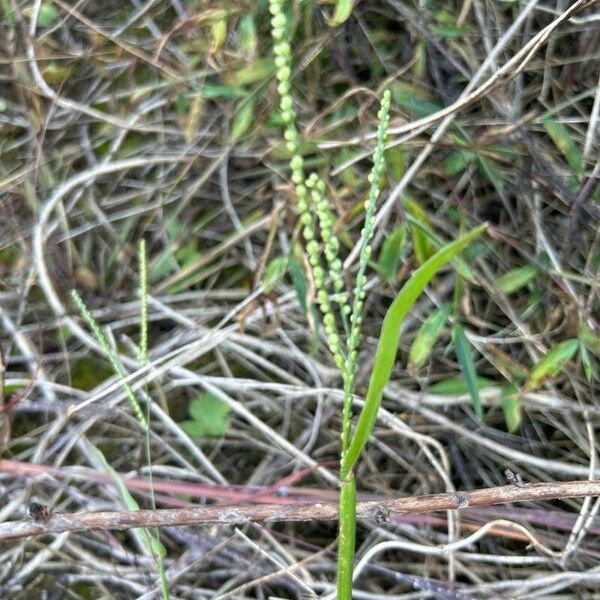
342, 224, 486, 474
526, 338, 579, 389
454, 324, 483, 420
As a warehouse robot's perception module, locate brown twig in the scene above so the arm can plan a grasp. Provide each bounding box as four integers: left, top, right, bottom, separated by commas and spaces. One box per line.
2, 480, 600, 543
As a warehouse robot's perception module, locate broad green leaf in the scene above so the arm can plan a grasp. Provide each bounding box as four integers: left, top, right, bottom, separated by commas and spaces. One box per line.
496, 265, 538, 294
500, 384, 521, 433
342, 224, 487, 473
262, 255, 288, 291
93, 447, 166, 559
525, 338, 579, 389
231, 96, 257, 142
377, 225, 408, 281
542, 118, 583, 174
37, 2, 58, 27
330, 0, 353, 26
453, 324, 483, 419
182, 392, 230, 438
428, 375, 499, 395
408, 303, 452, 370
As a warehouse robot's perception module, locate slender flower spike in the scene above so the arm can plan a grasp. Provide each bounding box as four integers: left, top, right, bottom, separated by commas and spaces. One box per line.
341, 90, 392, 459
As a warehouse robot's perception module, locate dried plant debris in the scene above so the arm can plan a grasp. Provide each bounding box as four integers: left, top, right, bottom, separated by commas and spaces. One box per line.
0, 0, 599, 598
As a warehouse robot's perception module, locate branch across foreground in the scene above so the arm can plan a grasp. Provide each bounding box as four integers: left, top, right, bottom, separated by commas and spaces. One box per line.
2, 480, 599, 543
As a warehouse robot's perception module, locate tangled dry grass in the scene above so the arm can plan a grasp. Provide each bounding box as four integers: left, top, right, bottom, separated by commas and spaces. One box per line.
1, 0, 600, 598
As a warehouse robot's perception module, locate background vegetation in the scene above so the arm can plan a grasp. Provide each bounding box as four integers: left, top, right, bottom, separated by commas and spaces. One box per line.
1, 0, 599, 598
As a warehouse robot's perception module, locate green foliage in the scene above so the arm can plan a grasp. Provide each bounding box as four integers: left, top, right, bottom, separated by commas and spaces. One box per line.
500, 385, 521, 433
262, 256, 289, 291
428, 376, 499, 395
231, 95, 258, 142
579, 343, 594, 382
453, 324, 483, 420
444, 150, 476, 176
342, 224, 487, 474
93, 447, 166, 559
578, 322, 600, 357
376, 225, 408, 281
403, 197, 434, 264
238, 13, 257, 55
525, 339, 579, 390
181, 392, 231, 438
408, 303, 452, 371
336, 473, 356, 599
37, 2, 58, 27
432, 10, 470, 38
330, 0, 354, 26
70, 290, 147, 429
342, 90, 392, 449
290, 254, 308, 315
542, 118, 583, 174
496, 265, 538, 294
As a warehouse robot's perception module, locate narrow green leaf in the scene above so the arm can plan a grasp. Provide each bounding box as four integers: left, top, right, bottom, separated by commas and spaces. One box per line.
231, 96, 256, 142
330, 0, 353, 26
225, 57, 275, 86
500, 385, 521, 433
477, 155, 504, 193
290, 256, 307, 315
496, 265, 538, 294
238, 13, 257, 55
408, 303, 452, 370
376, 225, 407, 281
384, 146, 406, 182
454, 325, 483, 420
579, 343, 593, 382
403, 197, 434, 265
405, 215, 480, 283
262, 255, 288, 291
525, 339, 579, 389
542, 118, 583, 174
443, 150, 476, 176
428, 376, 499, 395
93, 447, 166, 558
201, 84, 247, 99
342, 224, 487, 473
578, 322, 600, 357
